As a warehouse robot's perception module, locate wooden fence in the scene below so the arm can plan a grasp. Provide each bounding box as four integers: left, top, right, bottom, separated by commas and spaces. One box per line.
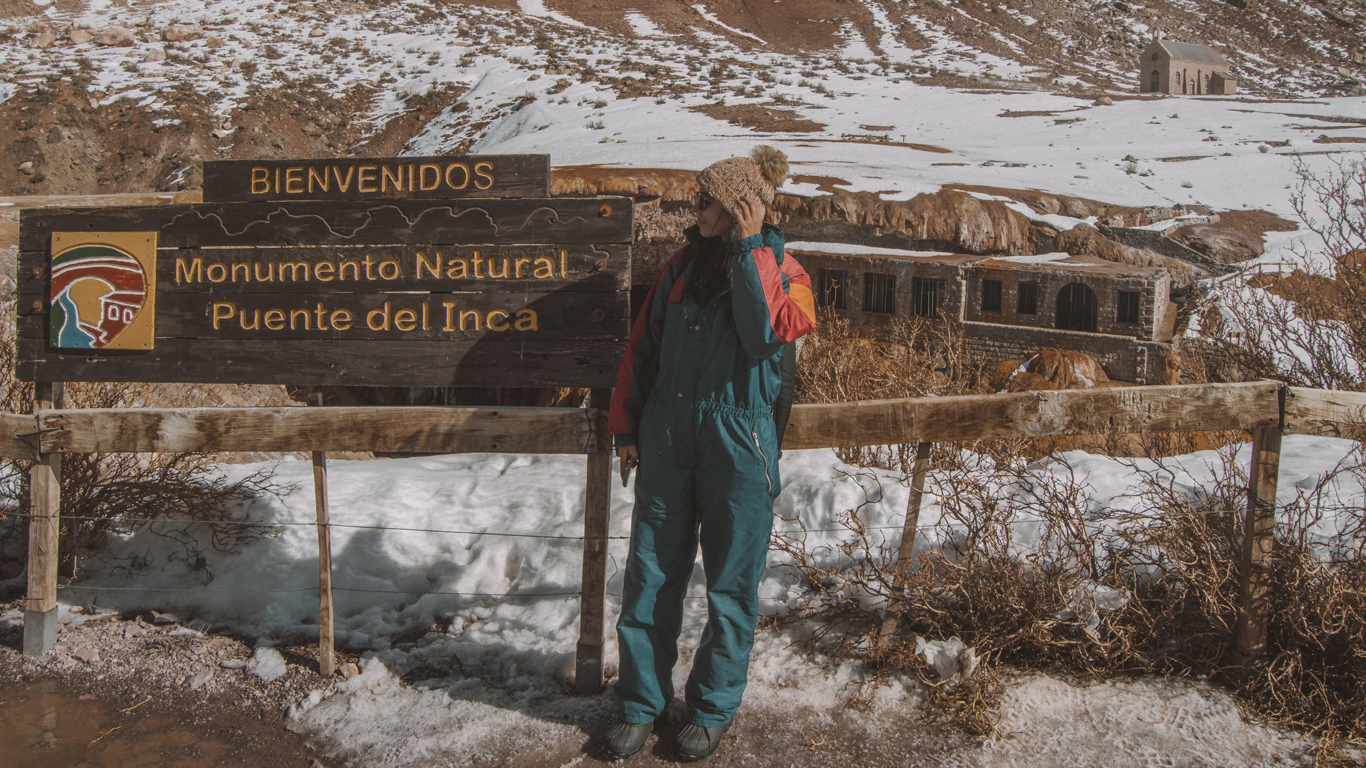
3, 381, 1364, 691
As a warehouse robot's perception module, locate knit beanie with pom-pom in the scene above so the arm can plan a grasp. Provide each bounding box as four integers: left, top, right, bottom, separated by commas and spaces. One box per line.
696, 146, 789, 210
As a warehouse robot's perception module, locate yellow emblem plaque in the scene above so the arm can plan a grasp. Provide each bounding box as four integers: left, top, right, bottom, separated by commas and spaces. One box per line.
49, 232, 157, 350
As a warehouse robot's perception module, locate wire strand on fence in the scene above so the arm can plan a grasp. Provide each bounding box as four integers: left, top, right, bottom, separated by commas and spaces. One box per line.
54, 583, 788, 602
1, 511, 631, 541
2, 509, 1117, 537
56, 584, 584, 598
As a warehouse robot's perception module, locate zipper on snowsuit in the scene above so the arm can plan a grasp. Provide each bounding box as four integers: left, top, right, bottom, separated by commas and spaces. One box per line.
752, 431, 772, 494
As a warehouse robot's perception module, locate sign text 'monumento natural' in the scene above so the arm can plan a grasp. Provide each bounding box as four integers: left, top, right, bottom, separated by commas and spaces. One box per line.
18, 155, 632, 388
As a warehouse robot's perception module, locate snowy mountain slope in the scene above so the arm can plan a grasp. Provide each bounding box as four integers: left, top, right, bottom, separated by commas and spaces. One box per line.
0, 0, 1362, 216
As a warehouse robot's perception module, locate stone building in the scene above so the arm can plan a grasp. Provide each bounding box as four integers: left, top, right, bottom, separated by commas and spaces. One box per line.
1139, 38, 1237, 95
791, 246, 1177, 384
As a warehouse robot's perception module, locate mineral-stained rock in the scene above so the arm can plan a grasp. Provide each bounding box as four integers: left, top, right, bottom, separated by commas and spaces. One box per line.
1058, 223, 1203, 283
71, 644, 101, 664
189, 669, 214, 689
163, 23, 204, 42
93, 26, 137, 47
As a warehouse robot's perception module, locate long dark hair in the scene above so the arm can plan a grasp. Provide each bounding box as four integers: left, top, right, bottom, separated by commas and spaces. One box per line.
685, 232, 732, 308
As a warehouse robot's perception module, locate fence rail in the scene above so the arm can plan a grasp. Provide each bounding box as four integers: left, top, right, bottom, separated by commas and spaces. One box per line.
30, 404, 608, 455
3, 381, 1365, 688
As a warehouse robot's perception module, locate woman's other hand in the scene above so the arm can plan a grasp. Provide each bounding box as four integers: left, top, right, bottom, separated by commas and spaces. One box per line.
618, 445, 640, 487
732, 196, 764, 239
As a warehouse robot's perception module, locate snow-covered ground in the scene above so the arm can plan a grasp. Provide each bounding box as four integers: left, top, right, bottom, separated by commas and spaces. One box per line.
4, 1, 1366, 763
3, 436, 1359, 766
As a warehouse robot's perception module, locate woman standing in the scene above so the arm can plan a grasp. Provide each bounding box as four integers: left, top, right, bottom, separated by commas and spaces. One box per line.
605, 147, 817, 761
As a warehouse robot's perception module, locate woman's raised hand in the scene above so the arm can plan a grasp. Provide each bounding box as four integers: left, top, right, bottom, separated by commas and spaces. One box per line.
732, 196, 764, 239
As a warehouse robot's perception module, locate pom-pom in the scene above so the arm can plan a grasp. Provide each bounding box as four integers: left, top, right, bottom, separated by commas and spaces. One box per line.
751, 145, 788, 189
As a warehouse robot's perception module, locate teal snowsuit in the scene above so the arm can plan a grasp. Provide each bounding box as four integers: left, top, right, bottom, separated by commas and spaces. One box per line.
608, 224, 817, 727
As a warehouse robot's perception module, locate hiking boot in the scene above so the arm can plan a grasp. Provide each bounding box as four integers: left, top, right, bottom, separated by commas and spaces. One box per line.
604, 719, 653, 760
676, 721, 731, 761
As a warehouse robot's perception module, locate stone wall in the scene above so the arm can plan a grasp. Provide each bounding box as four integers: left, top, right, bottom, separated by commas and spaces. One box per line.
962, 265, 1171, 341
960, 322, 1172, 384
795, 251, 974, 327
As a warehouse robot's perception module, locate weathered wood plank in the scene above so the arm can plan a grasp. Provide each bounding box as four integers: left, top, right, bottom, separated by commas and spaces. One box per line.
25, 384, 61, 635
575, 389, 612, 695
17, 290, 630, 343
308, 393, 336, 679
20, 198, 632, 250
0, 413, 38, 460
18, 244, 630, 296
37, 405, 601, 454
1283, 387, 1366, 438
203, 155, 550, 202
782, 382, 1282, 449
1237, 426, 1282, 657
895, 441, 933, 576
18, 337, 625, 388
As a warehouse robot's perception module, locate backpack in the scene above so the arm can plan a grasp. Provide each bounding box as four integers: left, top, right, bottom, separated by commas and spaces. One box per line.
773, 338, 801, 457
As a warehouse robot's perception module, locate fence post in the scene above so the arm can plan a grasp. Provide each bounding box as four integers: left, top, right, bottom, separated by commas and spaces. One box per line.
308, 393, 336, 678
24, 382, 63, 657
894, 442, 933, 581
875, 441, 932, 647
576, 388, 612, 695
1237, 425, 1282, 657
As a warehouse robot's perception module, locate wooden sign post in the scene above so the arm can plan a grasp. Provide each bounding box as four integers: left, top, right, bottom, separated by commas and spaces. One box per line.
18, 155, 630, 693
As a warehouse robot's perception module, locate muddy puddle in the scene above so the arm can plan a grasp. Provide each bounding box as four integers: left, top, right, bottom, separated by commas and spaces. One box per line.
0, 679, 320, 768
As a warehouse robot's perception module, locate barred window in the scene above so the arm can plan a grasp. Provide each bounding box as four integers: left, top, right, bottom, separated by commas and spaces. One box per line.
981, 279, 1002, 313
1117, 290, 1141, 324
816, 268, 848, 309
910, 277, 946, 318
1017, 281, 1039, 315
863, 272, 896, 314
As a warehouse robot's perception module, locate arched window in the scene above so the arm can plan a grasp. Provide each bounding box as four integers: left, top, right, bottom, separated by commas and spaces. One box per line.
1056, 283, 1098, 332
1151, 70, 1160, 92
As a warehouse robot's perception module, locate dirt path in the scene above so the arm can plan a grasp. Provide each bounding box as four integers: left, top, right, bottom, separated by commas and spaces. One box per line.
0, 610, 333, 768
1, 608, 969, 768
0, 677, 321, 768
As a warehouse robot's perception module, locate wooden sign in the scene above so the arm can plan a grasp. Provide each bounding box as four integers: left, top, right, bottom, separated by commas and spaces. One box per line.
17, 197, 632, 388
202, 155, 550, 202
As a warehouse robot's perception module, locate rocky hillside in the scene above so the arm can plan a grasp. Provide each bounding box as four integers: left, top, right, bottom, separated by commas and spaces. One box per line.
1, 0, 1362, 199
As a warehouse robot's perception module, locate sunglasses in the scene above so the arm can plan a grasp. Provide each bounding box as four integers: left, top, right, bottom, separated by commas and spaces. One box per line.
694, 193, 718, 211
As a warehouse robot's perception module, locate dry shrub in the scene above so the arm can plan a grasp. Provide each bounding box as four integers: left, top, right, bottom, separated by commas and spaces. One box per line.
775, 439, 1366, 753
796, 311, 981, 471
1187, 156, 1366, 392
785, 303, 1366, 755
0, 298, 285, 582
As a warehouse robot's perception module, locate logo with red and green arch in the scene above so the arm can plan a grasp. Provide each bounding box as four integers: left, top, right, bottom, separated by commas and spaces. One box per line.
49, 232, 157, 350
